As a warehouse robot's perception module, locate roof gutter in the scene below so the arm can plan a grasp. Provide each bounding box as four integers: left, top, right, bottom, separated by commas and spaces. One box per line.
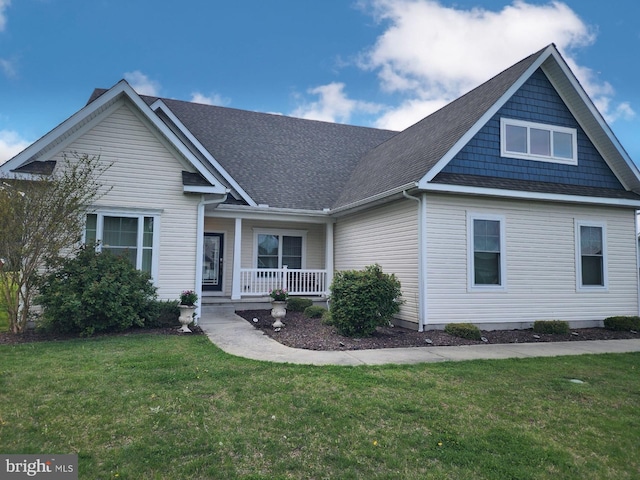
330, 182, 419, 216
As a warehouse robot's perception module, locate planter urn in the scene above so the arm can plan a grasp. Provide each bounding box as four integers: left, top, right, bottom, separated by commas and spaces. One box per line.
178, 304, 196, 333
270, 301, 287, 328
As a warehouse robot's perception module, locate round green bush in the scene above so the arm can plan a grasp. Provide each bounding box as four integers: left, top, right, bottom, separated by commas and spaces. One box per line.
444, 323, 482, 340
287, 297, 313, 312
329, 264, 403, 337
604, 316, 640, 331
38, 247, 158, 336
533, 320, 569, 335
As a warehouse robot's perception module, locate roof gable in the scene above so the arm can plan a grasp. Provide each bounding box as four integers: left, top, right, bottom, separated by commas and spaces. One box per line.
438, 68, 624, 191
1, 81, 227, 194
332, 46, 549, 209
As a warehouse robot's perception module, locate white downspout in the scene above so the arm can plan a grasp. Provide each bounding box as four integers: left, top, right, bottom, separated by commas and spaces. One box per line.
195, 193, 228, 323
403, 191, 428, 332
636, 211, 640, 316
325, 220, 334, 297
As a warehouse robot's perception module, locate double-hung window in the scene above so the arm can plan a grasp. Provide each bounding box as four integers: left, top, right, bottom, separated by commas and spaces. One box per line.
85, 212, 159, 280
575, 220, 607, 290
468, 213, 506, 290
501, 118, 577, 165
255, 229, 305, 270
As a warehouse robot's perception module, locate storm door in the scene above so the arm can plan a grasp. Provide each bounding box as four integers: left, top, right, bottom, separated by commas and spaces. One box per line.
203, 233, 224, 291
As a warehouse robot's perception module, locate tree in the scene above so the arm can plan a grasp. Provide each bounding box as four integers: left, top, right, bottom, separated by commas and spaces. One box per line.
0, 153, 108, 333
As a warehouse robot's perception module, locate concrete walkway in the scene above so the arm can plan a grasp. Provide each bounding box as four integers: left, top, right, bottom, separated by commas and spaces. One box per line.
197, 308, 640, 366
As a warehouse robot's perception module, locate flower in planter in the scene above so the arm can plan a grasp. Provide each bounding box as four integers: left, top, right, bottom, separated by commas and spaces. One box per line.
269, 288, 289, 302
180, 290, 198, 306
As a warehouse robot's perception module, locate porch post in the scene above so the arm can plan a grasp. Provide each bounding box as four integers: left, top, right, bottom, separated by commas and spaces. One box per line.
194, 201, 205, 322
325, 221, 334, 295
231, 217, 242, 300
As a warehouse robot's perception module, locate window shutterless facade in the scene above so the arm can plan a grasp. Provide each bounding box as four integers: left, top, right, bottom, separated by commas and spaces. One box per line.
501, 118, 577, 165
468, 213, 506, 291
575, 220, 607, 290
85, 211, 159, 281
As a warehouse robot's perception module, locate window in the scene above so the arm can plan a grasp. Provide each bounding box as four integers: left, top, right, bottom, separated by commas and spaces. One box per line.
576, 221, 607, 290
255, 230, 305, 269
468, 213, 506, 290
501, 118, 577, 165
85, 212, 158, 279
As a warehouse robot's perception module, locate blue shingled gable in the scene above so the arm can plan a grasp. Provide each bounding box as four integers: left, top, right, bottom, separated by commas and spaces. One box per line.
441, 69, 624, 190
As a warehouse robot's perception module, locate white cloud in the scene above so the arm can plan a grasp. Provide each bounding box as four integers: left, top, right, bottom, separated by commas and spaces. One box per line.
291, 82, 383, 124
347, 0, 632, 130
0, 58, 16, 78
124, 71, 160, 96
0, 0, 10, 32
190, 92, 230, 106
0, 130, 30, 165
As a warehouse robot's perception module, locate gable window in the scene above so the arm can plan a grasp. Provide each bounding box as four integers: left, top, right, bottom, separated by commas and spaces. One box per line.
85, 212, 159, 280
255, 230, 305, 270
501, 118, 577, 165
575, 221, 607, 290
468, 213, 506, 290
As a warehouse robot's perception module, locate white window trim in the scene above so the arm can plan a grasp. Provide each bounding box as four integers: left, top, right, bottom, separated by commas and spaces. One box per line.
500, 118, 578, 165
85, 210, 161, 283
575, 219, 608, 292
467, 212, 507, 292
252, 228, 307, 269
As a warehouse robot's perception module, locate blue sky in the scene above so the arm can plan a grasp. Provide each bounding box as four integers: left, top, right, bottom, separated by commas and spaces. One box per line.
0, 0, 638, 165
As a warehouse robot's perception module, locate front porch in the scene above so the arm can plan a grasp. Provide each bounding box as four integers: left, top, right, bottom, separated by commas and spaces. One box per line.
198, 206, 335, 301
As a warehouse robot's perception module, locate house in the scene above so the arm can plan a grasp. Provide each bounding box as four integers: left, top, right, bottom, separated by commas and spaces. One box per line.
2, 43, 640, 331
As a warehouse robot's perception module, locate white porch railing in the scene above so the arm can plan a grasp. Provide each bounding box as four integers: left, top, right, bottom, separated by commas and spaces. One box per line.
239, 266, 327, 296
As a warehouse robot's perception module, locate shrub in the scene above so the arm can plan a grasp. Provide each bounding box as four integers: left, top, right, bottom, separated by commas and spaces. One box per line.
329, 264, 403, 337
38, 247, 158, 336
145, 300, 181, 328
604, 316, 640, 331
444, 323, 482, 340
533, 320, 570, 335
287, 297, 313, 312
304, 305, 326, 318
321, 310, 334, 326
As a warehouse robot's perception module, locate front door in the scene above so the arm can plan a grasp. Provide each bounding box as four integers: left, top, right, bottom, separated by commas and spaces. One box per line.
203, 233, 224, 291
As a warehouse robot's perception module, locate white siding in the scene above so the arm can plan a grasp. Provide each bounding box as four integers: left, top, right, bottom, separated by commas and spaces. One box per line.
52, 102, 201, 300
334, 199, 420, 324
426, 194, 639, 326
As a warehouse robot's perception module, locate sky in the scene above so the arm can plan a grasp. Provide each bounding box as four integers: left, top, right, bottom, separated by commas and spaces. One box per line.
0, 0, 639, 166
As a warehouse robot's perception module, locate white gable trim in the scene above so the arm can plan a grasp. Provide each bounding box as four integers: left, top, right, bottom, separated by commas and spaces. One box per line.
0, 81, 227, 195
418, 45, 640, 195
541, 52, 640, 192
150, 100, 257, 206
418, 45, 555, 186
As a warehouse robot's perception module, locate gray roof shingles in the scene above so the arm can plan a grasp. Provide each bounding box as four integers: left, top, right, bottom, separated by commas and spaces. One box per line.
147, 98, 396, 210
332, 47, 546, 208
84, 45, 639, 209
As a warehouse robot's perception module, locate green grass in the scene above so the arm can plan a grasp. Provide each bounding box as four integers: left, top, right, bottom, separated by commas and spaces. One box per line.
1, 335, 639, 479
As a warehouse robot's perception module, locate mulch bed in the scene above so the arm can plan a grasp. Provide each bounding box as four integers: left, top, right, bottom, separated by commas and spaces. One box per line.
2, 312, 638, 351
236, 309, 640, 351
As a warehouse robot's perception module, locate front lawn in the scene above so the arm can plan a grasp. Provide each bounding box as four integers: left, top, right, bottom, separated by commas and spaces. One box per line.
0, 335, 638, 479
